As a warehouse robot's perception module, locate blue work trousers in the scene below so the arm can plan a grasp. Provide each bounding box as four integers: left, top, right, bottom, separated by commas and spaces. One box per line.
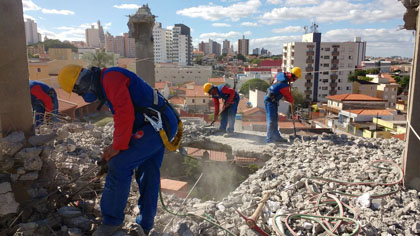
32, 93, 59, 127
219, 98, 239, 133
101, 110, 177, 232
264, 98, 282, 143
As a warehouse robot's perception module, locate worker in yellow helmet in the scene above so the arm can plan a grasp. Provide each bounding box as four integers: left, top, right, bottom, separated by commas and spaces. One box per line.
203, 82, 240, 135
58, 64, 181, 236
264, 67, 301, 143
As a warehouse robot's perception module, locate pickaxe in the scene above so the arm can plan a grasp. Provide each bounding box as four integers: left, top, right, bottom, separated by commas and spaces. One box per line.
237, 192, 270, 236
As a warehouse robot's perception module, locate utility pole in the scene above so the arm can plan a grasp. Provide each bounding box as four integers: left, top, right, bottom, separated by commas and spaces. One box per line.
0, 0, 34, 137
403, 5, 420, 190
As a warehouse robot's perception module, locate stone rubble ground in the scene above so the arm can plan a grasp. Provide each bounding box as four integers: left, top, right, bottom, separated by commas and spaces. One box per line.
0, 120, 417, 236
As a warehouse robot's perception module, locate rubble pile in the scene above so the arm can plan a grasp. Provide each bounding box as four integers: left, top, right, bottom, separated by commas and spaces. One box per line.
0, 121, 417, 236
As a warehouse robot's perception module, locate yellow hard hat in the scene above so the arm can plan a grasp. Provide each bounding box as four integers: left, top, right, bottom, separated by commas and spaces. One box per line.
291, 67, 302, 79
203, 83, 213, 94
58, 65, 83, 93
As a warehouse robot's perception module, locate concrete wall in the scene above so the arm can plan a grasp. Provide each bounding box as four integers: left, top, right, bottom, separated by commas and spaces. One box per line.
155, 64, 212, 85
0, 0, 34, 136
28, 63, 49, 81
48, 48, 72, 60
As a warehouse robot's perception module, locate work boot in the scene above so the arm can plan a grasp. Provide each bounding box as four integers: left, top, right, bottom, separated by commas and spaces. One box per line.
92, 224, 122, 236
223, 132, 235, 137
274, 136, 288, 143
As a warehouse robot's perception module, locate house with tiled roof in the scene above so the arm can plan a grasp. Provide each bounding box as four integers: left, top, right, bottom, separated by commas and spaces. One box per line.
326, 94, 386, 115
368, 74, 400, 108
185, 85, 210, 113
208, 77, 225, 85
351, 79, 378, 98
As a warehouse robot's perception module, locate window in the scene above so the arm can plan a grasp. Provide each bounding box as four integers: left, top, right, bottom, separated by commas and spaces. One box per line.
324, 64, 329, 67
349, 56, 352, 59
37, 68, 41, 72
192, 99, 195, 103
203, 99, 206, 103
338, 79, 341, 82
338, 87, 341, 90
325, 48, 330, 51
324, 56, 330, 59
323, 71, 329, 75
346, 87, 351, 90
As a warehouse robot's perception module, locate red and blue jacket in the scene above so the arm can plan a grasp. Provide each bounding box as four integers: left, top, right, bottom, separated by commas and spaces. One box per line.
211, 85, 239, 118
265, 72, 294, 104
29, 80, 55, 113
100, 67, 177, 151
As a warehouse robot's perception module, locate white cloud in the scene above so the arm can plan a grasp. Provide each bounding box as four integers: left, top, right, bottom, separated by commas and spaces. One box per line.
103, 22, 112, 30
166, 26, 174, 30
284, 0, 319, 5
267, 0, 282, 4
22, 0, 41, 11
24, 14, 36, 21
41, 9, 75, 15
176, 0, 261, 21
272, 26, 303, 33
241, 22, 258, 27
259, 0, 405, 24
113, 4, 141, 9
249, 35, 301, 54
212, 23, 232, 27
198, 31, 252, 43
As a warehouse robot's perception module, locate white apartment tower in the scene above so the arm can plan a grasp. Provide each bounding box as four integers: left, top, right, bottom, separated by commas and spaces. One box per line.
24, 19, 40, 45
283, 32, 366, 102
153, 22, 172, 63
222, 40, 230, 55
172, 24, 193, 66
85, 25, 101, 48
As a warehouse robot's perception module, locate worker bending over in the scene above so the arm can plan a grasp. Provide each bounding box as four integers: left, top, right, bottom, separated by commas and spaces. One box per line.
203, 83, 240, 134
264, 67, 301, 143
58, 65, 181, 235
29, 80, 59, 127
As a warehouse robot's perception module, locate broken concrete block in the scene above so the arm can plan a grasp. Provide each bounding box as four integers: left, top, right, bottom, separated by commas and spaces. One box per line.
19, 172, 39, 181
412, 222, 420, 234
0, 182, 12, 194
63, 216, 92, 231
0, 132, 25, 157
0, 156, 14, 171
0, 192, 19, 216
28, 133, 57, 146
15, 147, 43, 161
24, 155, 43, 171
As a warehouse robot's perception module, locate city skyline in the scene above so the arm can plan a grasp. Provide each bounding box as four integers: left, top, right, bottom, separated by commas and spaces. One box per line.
23, 0, 414, 57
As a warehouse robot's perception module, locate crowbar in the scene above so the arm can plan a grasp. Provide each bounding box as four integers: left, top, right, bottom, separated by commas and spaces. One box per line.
237, 192, 270, 236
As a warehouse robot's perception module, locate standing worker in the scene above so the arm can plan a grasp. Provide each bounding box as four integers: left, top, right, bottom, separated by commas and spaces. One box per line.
58, 65, 182, 235
29, 80, 59, 127
264, 67, 301, 143
203, 83, 240, 134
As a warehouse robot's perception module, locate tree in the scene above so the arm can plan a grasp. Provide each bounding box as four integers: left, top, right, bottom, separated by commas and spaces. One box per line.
83, 50, 114, 68
194, 54, 203, 65
348, 69, 367, 82
239, 78, 269, 97
236, 53, 246, 62
366, 68, 380, 74
394, 75, 410, 94
291, 88, 308, 108
43, 39, 78, 52
250, 58, 261, 65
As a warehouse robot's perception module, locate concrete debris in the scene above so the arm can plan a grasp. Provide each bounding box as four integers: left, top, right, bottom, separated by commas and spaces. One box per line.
0, 122, 416, 235
28, 133, 57, 146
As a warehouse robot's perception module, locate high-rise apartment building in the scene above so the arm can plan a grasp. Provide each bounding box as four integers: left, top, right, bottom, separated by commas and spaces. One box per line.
283, 33, 366, 102
153, 22, 172, 63
24, 19, 40, 45
172, 24, 193, 66
98, 21, 105, 47
85, 25, 101, 48
208, 39, 221, 56
104, 32, 135, 58
222, 40, 230, 55
123, 33, 135, 58
238, 35, 249, 56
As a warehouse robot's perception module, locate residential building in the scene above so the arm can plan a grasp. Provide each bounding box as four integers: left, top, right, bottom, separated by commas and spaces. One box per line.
155, 81, 171, 99
208, 77, 225, 86
185, 85, 209, 113
104, 32, 114, 53
24, 19, 40, 45
153, 23, 172, 63
373, 117, 407, 135
71, 41, 87, 48
97, 21, 105, 47
28, 62, 49, 81
155, 64, 212, 85
198, 41, 209, 55
209, 39, 221, 56
238, 35, 249, 56
351, 79, 378, 98
253, 48, 260, 55
283, 34, 366, 102
326, 94, 386, 116
48, 48, 72, 60
361, 60, 391, 73
222, 40, 230, 55
368, 74, 399, 108
123, 33, 135, 58
104, 32, 135, 58
28, 44, 45, 56
396, 100, 408, 113
338, 109, 394, 126
85, 25, 101, 48
260, 59, 282, 69
172, 24, 193, 66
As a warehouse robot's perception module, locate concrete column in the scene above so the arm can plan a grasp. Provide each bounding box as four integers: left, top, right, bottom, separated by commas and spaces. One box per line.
128, 5, 155, 87
403, 7, 420, 190
0, 0, 34, 137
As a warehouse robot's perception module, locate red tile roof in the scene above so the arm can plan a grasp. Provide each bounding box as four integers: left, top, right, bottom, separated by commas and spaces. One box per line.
393, 133, 405, 141
187, 148, 227, 161
209, 77, 225, 83
55, 88, 89, 108
244, 67, 272, 72
155, 81, 171, 90
169, 96, 185, 105
185, 85, 208, 97
326, 94, 384, 102
346, 109, 393, 116
243, 107, 265, 116
260, 60, 282, 67
237, 97, 250, 113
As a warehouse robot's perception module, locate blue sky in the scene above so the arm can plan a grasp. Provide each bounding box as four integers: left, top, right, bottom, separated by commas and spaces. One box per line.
23, 0, 414, 57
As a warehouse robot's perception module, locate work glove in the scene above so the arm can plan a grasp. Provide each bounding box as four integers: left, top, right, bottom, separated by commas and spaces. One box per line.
102, 144, 120, 162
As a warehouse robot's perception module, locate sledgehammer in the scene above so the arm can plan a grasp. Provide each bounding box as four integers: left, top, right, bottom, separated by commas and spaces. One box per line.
237, 192, 270, 236
289, 103, 301, 140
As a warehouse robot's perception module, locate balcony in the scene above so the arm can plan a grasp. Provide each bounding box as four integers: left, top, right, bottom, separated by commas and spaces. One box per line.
330, 82, 338, 87
330, 74, 338, 80
329, 90, 337, 95
306, 59, 314, 64
306, 67, 314, 72
332, 51, 339, 56
305, 90, 312, 96
305, 74, 313, 80
305, 82, 313, 88
331, 66, 339, 71
306, 51, 315, 56
331, 59, 339, 64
